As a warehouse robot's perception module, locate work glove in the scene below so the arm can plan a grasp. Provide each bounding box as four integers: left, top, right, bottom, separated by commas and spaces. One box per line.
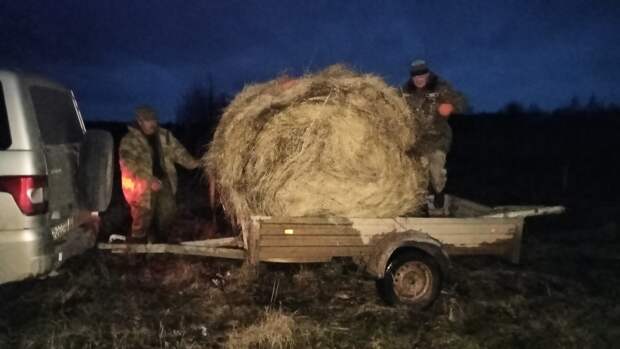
438, 103, 454, 118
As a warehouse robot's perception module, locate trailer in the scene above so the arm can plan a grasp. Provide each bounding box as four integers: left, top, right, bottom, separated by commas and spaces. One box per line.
98, 195, 564, 308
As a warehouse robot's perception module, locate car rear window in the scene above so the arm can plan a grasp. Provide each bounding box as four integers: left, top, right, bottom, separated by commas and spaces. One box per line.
0, 82, 11, 150
29, 86, 84, 145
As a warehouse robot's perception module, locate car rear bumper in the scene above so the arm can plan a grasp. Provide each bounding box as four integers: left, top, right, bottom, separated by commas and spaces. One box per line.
0, 219, 98, 285
0, 228, 57, 284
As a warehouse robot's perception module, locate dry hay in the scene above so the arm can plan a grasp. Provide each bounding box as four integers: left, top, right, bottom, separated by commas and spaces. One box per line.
205, 65, 427, 228
225, 308, 295, 349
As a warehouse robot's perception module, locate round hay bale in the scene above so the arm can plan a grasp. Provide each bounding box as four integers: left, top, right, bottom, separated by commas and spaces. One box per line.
204, 65, 428, 228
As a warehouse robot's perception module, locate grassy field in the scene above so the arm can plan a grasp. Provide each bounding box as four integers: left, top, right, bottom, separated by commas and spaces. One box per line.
1, 211, 619, 349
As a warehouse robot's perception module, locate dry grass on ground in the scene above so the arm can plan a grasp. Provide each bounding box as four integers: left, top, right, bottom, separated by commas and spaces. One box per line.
1, 215, 619, 348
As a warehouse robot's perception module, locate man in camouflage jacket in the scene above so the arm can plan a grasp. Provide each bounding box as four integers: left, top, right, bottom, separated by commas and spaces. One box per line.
402, 60, 467, 207
119, 105, 200, 242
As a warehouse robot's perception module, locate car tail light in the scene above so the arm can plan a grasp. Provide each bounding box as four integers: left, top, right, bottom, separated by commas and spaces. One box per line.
0, 176, 48, 215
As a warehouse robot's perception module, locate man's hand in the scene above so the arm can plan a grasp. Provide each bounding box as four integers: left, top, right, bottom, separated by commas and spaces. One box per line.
151, 178, 162, 192
438, 103, 454, 118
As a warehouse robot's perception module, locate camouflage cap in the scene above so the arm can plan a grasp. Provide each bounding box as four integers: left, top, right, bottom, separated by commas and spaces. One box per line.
135, 104, 158, 121
410, 59, 430, 76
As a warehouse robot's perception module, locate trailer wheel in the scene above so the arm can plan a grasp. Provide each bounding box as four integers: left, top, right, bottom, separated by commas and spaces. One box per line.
376, 251, 442, 309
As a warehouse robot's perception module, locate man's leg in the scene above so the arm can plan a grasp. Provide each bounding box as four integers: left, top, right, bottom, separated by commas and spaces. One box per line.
153, 180, 177, 243
428, 150, 447, 193
428, 150, 448, 208
129, 204, 153, 243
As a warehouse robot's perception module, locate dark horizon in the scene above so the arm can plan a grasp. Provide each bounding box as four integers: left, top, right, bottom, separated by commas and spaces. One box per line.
2, 0, 619, 122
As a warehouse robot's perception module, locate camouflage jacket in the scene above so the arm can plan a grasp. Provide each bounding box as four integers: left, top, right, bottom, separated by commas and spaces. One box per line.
119, 126, 199, 207
403, 76, 467, 154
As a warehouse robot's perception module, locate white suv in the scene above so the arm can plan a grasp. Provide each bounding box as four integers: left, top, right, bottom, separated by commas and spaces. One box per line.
0, 70, 113, 284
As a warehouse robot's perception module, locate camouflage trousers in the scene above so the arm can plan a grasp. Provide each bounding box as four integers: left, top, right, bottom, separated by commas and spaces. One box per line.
425, 150, 448, 194
129, 179, 176, 242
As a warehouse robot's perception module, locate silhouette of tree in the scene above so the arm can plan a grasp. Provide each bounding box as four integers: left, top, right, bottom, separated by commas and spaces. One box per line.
552, 96, 582, 116
586, 94, 602, 113
176, 79, 229, 155
568, 96, 581, 112
526, 103, 543, 115
501, 101, 525, 116
608, 102, 620, 113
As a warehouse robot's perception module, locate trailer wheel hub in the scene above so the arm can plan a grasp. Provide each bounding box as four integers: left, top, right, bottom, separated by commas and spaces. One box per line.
393, 261, 432, 301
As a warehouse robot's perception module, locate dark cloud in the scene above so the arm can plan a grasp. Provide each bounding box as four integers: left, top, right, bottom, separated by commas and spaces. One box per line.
1, 0, 618, 121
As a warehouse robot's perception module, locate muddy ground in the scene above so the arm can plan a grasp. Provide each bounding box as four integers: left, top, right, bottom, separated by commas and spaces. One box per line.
1, 209, 619, 349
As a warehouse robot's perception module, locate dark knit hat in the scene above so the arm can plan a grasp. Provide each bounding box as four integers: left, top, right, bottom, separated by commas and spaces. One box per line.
134, 105, 158, 121
410, 59, 430, 76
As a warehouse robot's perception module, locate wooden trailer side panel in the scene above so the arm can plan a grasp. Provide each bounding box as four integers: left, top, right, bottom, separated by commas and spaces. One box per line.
252, 216, 524, 264
257, 221, 368, 262
351, 217, 524, 263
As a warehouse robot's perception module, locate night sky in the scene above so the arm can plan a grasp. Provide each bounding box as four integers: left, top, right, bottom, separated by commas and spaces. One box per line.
1, 0, 619, 122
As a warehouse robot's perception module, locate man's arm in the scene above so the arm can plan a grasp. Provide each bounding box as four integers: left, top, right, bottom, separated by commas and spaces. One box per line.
168, 132, 200, 170
439, 82, 468, 114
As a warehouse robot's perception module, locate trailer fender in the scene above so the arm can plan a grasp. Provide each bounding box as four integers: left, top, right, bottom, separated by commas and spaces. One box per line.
367, 230, 451, 279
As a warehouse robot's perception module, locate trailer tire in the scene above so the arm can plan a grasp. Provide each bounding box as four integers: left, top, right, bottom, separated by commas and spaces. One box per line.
376, 250, 442, 309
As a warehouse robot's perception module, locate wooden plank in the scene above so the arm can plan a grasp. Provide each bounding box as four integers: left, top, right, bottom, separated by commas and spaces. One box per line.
351, 216, 522, 226
444, 245, 511, 257
358, 228, 518, 248
444, 240, 517, 263
259, 256, 335, 263
97, 243, 246, 260
259, 245, 369, 262
351, 217, 520, 237
164, 245, 245, 259
260, 235, 365, 247
181, 237, 242, 248
248, 218, 261, 266
483, 205, 565, 218
259, 224, 360, 236
253, 216, 353, 225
